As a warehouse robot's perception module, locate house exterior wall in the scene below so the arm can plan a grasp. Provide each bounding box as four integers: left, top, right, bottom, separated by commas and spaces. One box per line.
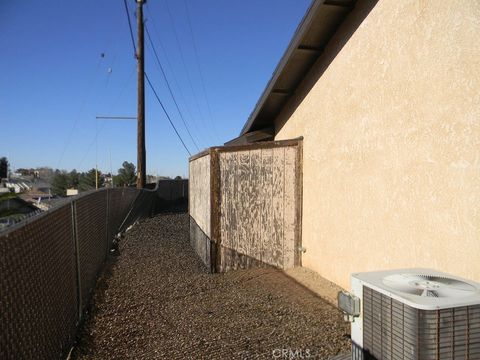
274, 0, 480, 289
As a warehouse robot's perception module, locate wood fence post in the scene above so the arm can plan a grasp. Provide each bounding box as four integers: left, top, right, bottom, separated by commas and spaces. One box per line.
210, 148, 221, 273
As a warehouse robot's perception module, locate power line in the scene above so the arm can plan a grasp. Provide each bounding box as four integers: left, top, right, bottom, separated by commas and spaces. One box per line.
106, 64, 136, 114
183, 0, 221, 143
56, 55, 104, 169
77, 121, 107, 169
123, 0, 137, 57
145, 72, 192, 156
95, 116, 136, 120
163, 0, 216, 145
76, 65, 136, 171
145, 24, 200, 152
58, 6, 126, 170
145, 3, 208, 149
124, 0, 191, 156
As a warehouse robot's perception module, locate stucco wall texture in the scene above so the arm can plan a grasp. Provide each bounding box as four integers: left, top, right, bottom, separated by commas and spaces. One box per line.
274, 0, 480, 289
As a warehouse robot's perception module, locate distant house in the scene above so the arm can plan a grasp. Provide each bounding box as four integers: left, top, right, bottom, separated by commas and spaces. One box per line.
0, 181, 9, 194
0, 195, 40, 230
191, 0, 479, 289
66, 189, 78, 196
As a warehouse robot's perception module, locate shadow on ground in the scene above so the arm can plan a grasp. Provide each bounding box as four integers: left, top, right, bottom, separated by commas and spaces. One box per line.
71, 213, 350, 359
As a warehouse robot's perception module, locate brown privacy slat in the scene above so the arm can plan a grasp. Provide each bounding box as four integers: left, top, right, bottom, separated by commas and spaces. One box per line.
116, 188, 141, 232
0, 205, 78, 360
75, 191, 109, 309
107, 188, 137, 243
0, 183, 183, 360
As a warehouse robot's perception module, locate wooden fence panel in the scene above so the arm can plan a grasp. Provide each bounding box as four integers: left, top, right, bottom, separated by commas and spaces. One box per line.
189, 139, 302, 272
219, 151, 235, 271
261, 148, 274, 265
249, 149, 262, 265
189, 153, 210, 237
217, 142, 301, 270
284, 146, 297, 269
271, 147, 285, 268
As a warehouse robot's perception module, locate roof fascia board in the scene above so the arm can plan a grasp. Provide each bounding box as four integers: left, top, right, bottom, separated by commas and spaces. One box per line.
240, 0, 326, 135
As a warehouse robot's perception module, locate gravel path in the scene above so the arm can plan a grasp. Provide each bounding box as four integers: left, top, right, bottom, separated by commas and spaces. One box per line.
72, 213, 350, 359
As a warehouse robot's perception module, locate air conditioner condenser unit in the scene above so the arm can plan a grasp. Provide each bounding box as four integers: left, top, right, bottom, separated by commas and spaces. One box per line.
338, 268, 480, 360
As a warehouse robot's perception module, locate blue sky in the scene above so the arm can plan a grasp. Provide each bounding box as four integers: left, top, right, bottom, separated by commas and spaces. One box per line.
0, 0, 310, 177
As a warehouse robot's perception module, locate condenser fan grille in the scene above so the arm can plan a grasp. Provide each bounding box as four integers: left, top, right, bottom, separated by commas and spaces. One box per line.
361, 286, 480, 360
382, 273, 477, 298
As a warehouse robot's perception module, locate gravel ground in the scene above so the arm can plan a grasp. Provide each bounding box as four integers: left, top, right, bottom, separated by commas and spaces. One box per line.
72, 213, 350, 360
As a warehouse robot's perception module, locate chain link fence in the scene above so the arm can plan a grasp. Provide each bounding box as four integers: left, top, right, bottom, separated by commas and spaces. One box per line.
0, 181, 187, 360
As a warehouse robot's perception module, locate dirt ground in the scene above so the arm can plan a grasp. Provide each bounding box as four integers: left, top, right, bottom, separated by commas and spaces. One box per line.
72, 213, 350, 359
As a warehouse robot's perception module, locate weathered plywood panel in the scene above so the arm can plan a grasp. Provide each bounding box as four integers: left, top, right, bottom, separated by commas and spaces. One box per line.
261, 148, 274, 265
190, 216, 215, 272
271, 147, 285, 268
189, 154, 210, 237
236, 150, 250, 260
248, 149, 262, 264
219, 151, 235, 271
218, 144, 299, 270
283, 147, 297, 269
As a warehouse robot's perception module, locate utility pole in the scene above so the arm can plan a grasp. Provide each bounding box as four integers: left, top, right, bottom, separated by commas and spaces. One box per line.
136, 0, 146, 189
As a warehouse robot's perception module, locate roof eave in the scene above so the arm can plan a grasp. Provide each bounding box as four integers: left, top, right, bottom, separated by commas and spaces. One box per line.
240, 0, 356, 136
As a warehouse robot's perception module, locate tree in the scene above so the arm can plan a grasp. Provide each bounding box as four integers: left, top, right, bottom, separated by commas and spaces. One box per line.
79, 169, 104, 192
0, 157, 8, 179
68, 169, 80, 188
174, 175, 182, 180
116, 161, 136, 187
51, 170, 69, 196
17, 168, 34, 176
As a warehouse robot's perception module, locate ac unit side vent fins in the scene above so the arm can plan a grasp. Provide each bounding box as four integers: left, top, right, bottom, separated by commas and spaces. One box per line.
362, 287, 480, 359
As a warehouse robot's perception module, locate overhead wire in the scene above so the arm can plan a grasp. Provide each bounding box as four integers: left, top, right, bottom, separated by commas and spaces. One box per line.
145, 24, 200, 152
59, 8, 121, 171
145, 72, 192, 156
56, 55, 104, 169
75, 0, 135, 171
123, 0, 192, 157
183, 0, 221, 143
123, 0, 137, 57
145, 3, 208, 149
163, 0, 216, 145
77, 66, 136, 170
77, 122, 106, 169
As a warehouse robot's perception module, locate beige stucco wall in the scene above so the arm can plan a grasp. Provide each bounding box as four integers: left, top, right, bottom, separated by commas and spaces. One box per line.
274, 0, 480, 289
